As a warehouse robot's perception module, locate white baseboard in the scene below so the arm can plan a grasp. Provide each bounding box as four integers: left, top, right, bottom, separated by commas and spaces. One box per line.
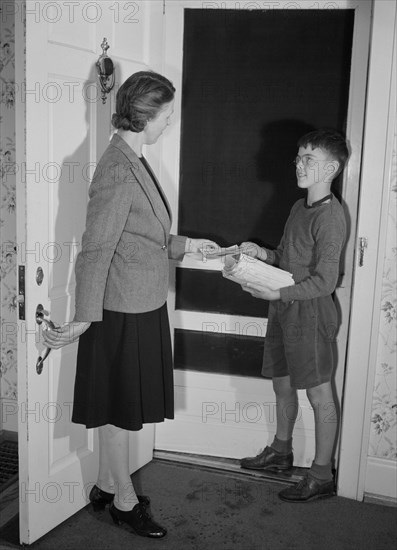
364, 456, 397, 500
364, 492, 397, 507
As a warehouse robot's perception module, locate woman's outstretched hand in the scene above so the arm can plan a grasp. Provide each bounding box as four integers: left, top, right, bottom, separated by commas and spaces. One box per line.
186, 238, 220, 260
42, 321, 91, 350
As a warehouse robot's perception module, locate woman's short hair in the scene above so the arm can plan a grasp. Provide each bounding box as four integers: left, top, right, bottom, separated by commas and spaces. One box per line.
111, 71, 175, 133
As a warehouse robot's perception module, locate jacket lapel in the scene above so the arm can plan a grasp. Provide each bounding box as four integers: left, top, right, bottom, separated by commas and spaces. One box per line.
109, 133, 172, 228
139, 156, 172, 222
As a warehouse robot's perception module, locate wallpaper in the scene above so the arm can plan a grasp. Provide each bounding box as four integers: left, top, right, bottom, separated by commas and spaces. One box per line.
0, 4, 17, 405
369, 123, 397, 460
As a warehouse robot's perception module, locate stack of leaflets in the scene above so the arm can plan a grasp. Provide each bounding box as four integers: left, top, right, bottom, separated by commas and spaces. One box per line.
222, 253, 294, 290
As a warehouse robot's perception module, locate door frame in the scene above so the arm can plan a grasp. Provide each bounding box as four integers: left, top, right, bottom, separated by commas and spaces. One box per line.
156, 0, 373, 474
337, 0, 396, 500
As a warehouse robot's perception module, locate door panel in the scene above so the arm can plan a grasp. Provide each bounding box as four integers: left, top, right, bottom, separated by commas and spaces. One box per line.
16, 1, 163, 544
155, 0, 372, 465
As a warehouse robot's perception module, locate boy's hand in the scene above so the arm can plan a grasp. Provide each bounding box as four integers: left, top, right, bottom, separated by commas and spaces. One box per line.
242, 281, 280, 301
240, 242, 267, 261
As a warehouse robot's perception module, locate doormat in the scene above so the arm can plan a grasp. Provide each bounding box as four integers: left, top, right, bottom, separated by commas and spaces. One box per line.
0, 440, 18, 493
0, 513, 19, 546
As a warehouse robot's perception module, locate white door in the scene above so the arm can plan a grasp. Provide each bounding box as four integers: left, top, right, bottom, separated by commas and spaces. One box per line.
15, 1, 164, 544
155, 0, 372, 466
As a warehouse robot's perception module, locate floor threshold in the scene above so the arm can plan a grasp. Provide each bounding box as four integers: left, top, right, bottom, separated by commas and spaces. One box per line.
153, 449, 305, 485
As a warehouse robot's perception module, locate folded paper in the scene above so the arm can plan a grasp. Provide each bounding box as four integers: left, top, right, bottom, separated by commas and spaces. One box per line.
222, 253, 294, 290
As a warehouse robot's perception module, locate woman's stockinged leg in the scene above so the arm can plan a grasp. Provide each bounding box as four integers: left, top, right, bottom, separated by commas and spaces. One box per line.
101, 423, 167, 538
99, 424, 139, 511
97, 426, 115, 493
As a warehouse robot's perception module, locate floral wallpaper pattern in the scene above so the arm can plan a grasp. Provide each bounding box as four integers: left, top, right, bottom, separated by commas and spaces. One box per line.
369, 123, 397, 460
0, 4, 17, 405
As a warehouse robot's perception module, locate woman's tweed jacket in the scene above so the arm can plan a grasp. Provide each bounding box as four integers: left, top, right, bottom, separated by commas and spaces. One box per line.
74, 133, 187, 321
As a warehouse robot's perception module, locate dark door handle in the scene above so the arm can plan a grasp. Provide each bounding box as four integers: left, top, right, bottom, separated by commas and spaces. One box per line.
35, 304, 58, 374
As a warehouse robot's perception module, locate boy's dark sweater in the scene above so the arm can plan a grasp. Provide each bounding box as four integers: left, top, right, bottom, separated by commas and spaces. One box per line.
265, 195, 346, 303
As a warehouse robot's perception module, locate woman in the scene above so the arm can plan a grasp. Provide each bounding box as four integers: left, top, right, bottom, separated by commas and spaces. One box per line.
44, 71, 218, 538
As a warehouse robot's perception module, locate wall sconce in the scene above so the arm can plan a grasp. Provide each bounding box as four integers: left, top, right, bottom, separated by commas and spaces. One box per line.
96, 38, 115, 104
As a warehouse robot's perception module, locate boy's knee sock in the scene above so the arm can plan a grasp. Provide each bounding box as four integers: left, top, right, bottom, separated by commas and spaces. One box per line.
270, 435, 293, 454
309, 461, 333, 482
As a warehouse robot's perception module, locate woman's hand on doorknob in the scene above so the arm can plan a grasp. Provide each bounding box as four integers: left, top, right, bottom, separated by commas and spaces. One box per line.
42, 321, 91, 349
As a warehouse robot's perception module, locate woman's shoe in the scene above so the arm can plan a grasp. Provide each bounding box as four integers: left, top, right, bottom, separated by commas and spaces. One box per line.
109, 502, 167, 538
89, 485, 114, 511
89, 485, 150, 511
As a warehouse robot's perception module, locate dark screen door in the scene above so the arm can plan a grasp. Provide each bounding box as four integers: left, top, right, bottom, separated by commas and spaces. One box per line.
175, 9, 354, 376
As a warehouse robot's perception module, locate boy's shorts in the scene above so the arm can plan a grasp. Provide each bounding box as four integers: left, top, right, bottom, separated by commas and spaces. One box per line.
261, 296, 338, 389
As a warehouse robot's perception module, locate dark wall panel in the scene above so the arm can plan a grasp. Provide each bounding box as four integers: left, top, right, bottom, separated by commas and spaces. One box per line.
175, 267, 269, 317
174, 329, 266, 378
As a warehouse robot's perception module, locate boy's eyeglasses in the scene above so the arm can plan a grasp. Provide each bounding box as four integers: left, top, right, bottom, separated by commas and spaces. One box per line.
293, 156, 329, 168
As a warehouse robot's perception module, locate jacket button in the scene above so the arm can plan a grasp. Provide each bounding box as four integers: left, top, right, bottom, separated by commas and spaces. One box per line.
161, 245, 167, 250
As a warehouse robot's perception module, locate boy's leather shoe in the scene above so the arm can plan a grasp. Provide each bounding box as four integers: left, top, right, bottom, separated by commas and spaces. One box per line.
278, 475, 335, 502
240, 446, 293, 471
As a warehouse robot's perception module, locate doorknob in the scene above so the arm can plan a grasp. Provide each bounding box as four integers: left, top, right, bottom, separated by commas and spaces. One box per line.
35, 304, 57, 374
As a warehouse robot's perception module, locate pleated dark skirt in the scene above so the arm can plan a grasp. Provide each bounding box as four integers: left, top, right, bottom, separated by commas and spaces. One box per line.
71, 303, 174, 431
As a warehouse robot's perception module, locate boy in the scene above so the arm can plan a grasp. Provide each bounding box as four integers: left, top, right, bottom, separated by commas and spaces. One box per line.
239, 129, 349, 502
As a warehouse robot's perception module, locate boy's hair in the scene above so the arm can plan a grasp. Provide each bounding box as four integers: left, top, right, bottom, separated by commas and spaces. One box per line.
297, 129, 349, 177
